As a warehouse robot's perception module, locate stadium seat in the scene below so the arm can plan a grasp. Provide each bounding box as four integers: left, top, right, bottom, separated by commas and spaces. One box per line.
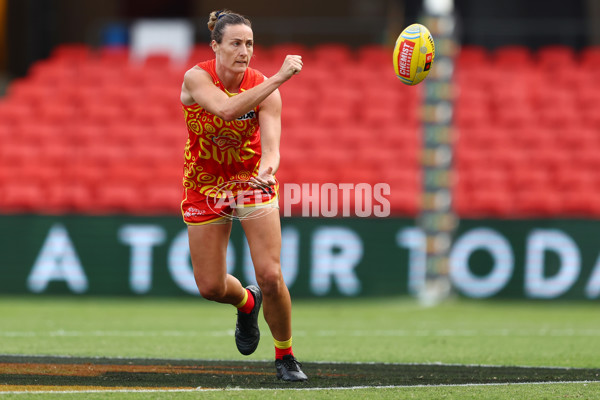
0, 182, 46, 213
361, 105, 398, 129
459, 127, 508, 151
27, 60, 77, 85
387, 189, 419, 216
493, 102, 537, 128
338, 65, 379, 88
281, 105, 307, 127
269, 43, 311, 65
465, 166, 510, 192
457, 84, 489, 104
144, 54, 172, 69
550, 66, 584, 89
81, 103, 126, 125
45, 182, 94, 214
68, 162, 105, 187
312, 43, 352, 66
537, 45, 576, 69
493, 45, 533, 68
295, 168, 338, 185
537, 106, 579, 130
454, 145, 488, 170
581, 46, 600, 68
0, 124, 13, 144
94, 182, 140, 214
50, 43, 93, 62
554, 167, 596, 191
0, 142, 31, 168
456, 45, 490, 67
582, 108, 600, 129
186, 43, 215, 63
457, 188, 514, 217
536, 147, 572, 172
578, 85, 600, 111
514, 188, 562, 217
534, 85, 575, 108
505, 157, 544, 182
143, 182, 182, 214
357, 44, 389, 66
280, 81, 314, 108
561, 188, 600, 217
98, 45, 130, 65
382, 167, 420, 193
76, 64, 120, 88
98, 84, 138, 108
0, 102, 30, 125
6, 78, 55, 104
378, 126, 419, 149
454, 105, 491, 129
555, 127, 598, 150
39, 102, 77, 124
456, 67, 492, 90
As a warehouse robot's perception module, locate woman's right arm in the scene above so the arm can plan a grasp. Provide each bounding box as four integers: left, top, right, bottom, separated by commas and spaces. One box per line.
182, 55, 302, 122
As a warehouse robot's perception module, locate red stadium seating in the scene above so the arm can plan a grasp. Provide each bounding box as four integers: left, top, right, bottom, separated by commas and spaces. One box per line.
1, 43, 599, 218
514, 188, 562, 217
561, 188, 600, 217
493, 45, 533, 68
456, 45, 490, 68
312, 43, 352, 66
537, 45, 576, 69
0, 182, 46, 213
455, 187, 514, 217
357, 44, 390, 67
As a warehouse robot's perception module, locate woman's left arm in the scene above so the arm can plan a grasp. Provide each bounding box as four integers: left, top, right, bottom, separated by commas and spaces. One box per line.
251, 87, 282, 189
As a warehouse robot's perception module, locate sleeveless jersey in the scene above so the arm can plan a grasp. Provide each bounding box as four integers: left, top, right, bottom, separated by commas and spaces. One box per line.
181, 59, 267, 198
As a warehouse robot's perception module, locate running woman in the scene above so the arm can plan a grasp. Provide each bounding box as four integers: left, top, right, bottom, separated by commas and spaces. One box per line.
179, 9, 307, 382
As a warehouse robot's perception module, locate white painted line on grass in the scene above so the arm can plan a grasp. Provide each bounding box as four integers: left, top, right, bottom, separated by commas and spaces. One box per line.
0, 380, 598, 395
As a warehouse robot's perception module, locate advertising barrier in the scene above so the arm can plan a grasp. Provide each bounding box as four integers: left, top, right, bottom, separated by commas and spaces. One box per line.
1, 215, 599, 299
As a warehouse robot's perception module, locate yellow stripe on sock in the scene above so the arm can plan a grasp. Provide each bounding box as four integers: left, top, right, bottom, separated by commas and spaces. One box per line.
235, 289, 248, 309
274, 337, 292, 350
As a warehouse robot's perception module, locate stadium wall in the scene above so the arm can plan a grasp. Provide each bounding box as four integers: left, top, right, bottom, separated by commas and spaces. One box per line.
0, 215, 599, 300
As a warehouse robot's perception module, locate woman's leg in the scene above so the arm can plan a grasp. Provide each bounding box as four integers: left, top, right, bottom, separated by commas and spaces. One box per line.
188, 222, 245, 305
188, 221, 263, 356
241, 208, 307, 381
240, 209, 291, 342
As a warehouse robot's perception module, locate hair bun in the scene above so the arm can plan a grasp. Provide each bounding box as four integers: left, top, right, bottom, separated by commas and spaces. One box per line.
208, 9, 230, 32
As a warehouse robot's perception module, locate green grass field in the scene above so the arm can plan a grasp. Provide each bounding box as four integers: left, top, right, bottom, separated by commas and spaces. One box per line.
1, 296, 599, 399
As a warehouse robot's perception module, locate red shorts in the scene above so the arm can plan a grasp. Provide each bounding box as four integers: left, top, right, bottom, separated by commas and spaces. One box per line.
181, 187, 279, 225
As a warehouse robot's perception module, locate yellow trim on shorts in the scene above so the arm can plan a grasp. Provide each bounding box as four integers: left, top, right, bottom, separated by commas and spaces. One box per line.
183, 215, 231, 226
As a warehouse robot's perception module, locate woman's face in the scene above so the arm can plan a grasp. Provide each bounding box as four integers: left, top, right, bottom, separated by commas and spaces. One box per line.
213, 24, 254, 74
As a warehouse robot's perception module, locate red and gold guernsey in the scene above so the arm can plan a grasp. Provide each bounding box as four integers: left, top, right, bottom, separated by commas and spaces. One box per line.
183, 59, 267, 195
181, 59, 277, 224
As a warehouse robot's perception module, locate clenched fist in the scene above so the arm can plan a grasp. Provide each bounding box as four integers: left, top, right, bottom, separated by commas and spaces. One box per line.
276, 55, 303, 81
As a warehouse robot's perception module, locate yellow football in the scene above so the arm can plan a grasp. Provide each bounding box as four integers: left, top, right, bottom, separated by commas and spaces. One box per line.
393, 23, 435, 86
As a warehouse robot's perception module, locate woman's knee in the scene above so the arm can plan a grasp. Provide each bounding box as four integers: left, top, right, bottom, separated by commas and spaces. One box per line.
197, 281, 227, 301
255, 266, 284, 296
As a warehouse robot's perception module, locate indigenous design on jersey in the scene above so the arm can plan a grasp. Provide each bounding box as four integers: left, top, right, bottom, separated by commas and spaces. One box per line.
181, 59, 271, 198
